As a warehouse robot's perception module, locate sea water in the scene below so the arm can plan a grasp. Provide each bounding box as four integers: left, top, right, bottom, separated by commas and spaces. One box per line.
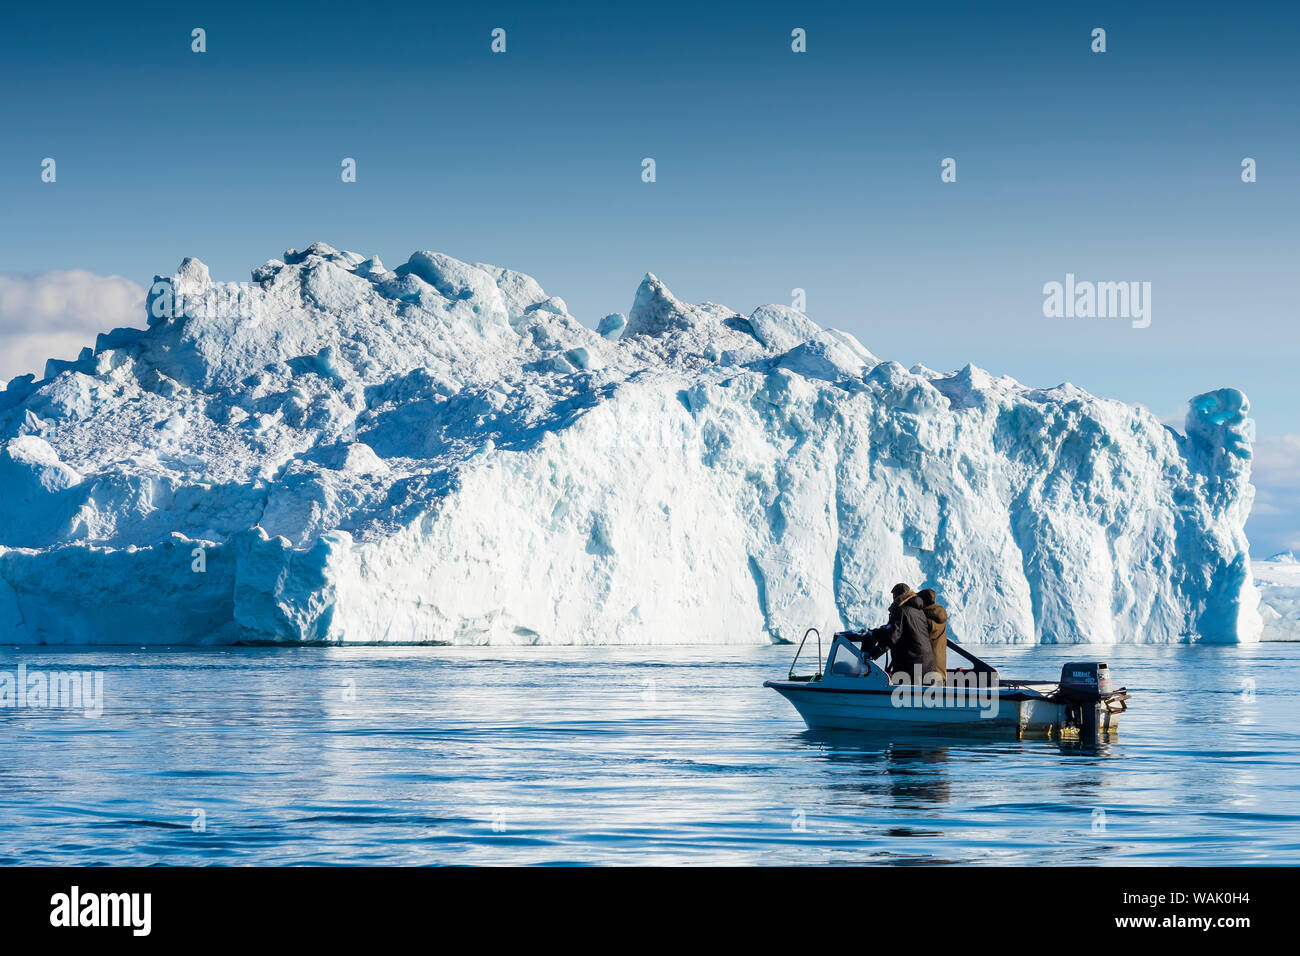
1, 642, 1296, 865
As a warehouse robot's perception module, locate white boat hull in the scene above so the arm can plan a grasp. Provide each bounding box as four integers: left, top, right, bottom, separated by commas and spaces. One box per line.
765, 680, 1120, 737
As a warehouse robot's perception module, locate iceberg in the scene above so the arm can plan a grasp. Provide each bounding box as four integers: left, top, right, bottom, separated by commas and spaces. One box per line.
1254, 553, 1300, 641
0, 243, 1263, 645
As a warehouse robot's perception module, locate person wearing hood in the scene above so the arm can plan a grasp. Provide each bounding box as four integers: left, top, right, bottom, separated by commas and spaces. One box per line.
917, 588, 948, 684
863, 583, 937, 683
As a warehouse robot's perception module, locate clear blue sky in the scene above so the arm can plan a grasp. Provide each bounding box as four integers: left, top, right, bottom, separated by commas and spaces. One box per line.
1, 0, 1297, 544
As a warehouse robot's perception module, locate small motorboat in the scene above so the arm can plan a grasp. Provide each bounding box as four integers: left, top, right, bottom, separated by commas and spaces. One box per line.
764, 629, 1130, 738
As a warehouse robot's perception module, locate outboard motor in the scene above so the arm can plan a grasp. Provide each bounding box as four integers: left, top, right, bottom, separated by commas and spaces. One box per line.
1057, 662, 1128, 735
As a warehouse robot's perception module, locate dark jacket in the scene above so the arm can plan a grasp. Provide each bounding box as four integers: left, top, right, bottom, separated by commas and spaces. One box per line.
923, 602, 948, 681
869, 591, 936, 682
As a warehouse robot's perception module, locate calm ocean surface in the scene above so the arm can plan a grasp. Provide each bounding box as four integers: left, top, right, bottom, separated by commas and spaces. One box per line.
1, 642, 1297, 865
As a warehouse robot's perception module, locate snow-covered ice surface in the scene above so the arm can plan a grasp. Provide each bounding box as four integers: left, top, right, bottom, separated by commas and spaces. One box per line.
0, 244, 1263, 645
1255, 554, 1300, 641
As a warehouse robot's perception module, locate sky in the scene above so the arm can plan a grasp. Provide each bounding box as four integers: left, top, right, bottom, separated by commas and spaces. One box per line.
0, 0, 1296, 553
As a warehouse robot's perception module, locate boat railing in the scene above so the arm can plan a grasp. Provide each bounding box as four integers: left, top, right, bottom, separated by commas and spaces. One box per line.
945, 636, 997, 674
787, 627, 822, 681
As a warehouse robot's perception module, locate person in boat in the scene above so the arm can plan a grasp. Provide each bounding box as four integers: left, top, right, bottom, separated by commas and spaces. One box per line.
917, 588, 948, 684
861, 583, 937, 683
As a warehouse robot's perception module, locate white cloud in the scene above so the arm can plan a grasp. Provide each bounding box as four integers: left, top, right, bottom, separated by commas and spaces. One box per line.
1248, 434, 1300, 558
0, 270, 146, 383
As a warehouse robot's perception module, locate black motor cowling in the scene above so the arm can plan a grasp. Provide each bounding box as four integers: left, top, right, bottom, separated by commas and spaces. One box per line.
1059, 662, 1112, 701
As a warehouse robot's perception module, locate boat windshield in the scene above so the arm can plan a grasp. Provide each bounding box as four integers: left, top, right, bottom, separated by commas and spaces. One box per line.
827, 640, 865, 677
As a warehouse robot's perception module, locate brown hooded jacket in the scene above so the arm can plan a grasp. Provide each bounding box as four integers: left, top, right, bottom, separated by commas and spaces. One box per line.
918, 588, 948, 682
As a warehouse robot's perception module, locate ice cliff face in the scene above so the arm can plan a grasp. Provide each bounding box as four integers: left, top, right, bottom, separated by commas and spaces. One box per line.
0, 243, 1262, 645
1254, 555, 1300, 641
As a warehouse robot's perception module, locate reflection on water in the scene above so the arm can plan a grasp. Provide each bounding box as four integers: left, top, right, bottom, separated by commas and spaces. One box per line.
0, 641, 1296, 864
1055, 736, 1114, 757
802, 731, 953, 807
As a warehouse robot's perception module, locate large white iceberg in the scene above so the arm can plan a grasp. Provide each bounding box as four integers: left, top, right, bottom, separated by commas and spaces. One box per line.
1254, 554, 1300, 641
0, 243, 1262, 645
